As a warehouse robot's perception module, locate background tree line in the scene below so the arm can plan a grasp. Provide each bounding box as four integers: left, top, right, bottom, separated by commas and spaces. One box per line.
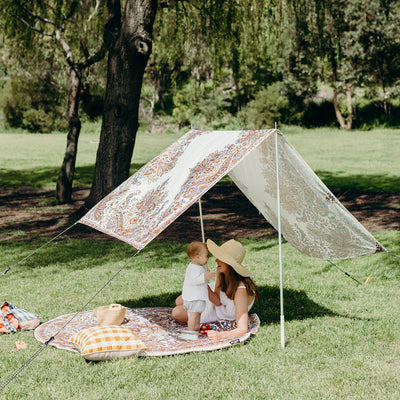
2, 0, 399, 132
0, 0, 399, 205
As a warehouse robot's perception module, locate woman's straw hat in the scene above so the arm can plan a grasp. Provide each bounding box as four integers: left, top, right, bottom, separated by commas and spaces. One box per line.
206, 239, 250, 277
93, 304, 126, 326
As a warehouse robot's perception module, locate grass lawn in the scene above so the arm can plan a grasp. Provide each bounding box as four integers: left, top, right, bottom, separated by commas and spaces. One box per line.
0, 233, 399, 399
284, 126, 400, 192
0, 125, 399, 399
1, 124, 399, 192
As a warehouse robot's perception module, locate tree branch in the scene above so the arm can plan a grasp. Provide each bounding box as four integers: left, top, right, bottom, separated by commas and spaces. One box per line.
81, 0, 102, 57
84, 0, 101, 33
20, 4, 56, 26
78, 42, 107, 69
7, 11, 53, 37
55, 30, 75, 67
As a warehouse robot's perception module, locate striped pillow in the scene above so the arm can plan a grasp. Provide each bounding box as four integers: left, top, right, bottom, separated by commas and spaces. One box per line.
69, 325, 147, 361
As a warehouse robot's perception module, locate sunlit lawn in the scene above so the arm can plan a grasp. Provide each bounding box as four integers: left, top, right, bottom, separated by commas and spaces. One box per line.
1, 124, 399, 191
0, 124, 399, 399
0, 232, 399, 399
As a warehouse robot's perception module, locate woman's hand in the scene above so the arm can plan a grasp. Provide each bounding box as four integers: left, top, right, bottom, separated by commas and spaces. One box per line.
208, 285, 221, 306
206, 329, 222, 340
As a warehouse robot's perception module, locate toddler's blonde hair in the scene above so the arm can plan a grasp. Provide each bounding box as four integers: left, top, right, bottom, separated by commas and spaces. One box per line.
187, 241, 207, 259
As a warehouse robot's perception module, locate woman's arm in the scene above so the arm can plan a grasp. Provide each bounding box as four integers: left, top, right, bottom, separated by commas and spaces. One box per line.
207, 272, 221, 306
207, 285, 221, 306
206, 287, 248, 340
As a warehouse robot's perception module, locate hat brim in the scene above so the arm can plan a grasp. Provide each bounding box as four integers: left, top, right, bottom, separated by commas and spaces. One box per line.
207, 239, 250, 277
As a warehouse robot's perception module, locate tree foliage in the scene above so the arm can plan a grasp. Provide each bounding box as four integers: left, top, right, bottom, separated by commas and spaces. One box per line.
1, 0, 107, 203
2, 0, 400, 134
284, 0, 400, 129
343, 0, 400, 118
145, 1, 277, 125
2, 73, 66, 132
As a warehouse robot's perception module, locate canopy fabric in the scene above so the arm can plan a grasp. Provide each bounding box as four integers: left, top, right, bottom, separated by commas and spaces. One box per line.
229, 132, 384, 259
80, 129, 384, 259
80, 129, 274, 250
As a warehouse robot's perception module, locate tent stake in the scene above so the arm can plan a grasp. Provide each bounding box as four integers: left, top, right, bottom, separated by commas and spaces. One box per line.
275, 126, 285, 349
198, 198, 205, 243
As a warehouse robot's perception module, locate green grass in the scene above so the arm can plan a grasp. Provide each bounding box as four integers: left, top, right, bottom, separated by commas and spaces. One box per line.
0, 232, 399, 399
0, 124, 399, 191
283, 127, 400, 192
0, 124, 399, 399
0, 122, 182, 188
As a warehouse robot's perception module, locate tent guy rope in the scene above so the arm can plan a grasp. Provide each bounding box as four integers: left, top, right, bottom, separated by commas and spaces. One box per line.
0, 250, 141, 393
1, 221, 79, 276
327, 260, 362, 285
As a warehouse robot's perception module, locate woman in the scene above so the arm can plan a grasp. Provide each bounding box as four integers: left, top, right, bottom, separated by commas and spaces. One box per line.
172, 238, 257, 340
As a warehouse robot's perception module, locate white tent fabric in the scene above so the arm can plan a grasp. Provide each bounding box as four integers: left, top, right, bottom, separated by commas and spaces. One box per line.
80, 129, 384, 259
229, 132, 384, 259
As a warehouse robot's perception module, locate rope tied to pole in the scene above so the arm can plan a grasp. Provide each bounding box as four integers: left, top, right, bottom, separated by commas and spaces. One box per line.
386, 249, 400, 260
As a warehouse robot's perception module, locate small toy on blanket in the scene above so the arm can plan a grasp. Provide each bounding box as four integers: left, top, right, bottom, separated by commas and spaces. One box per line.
178, 324, 214, 340
200, 323, 211, 334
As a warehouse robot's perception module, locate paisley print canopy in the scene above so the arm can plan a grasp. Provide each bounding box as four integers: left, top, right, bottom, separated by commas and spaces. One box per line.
80, 129, 384, 259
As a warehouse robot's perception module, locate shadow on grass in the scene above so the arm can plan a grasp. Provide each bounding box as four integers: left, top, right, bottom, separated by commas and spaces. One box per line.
316, 171, 400, 193
252, 285, 338, 324
0, 163, 146, 187
1, 164, 399, 193
120, 291, 181, 309
118, 284, 338, 326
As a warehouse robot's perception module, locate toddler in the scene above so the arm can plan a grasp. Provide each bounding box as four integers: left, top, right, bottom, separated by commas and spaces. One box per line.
179, 241, 215, 340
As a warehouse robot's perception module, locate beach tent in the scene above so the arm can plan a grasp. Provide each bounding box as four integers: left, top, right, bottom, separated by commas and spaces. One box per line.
80, 129, 385, 346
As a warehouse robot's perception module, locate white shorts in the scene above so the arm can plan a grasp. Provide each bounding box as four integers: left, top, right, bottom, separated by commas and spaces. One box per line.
183, 300, 206, 313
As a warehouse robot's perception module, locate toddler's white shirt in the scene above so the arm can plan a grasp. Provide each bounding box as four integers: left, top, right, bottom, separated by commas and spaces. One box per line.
182, 262, 208, 301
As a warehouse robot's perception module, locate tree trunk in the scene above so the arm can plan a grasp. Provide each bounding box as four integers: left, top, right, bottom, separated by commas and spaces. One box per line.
345, 82, 353, 130
85, 0, 158, 209
56, 65, 82, 203
55, 27, 106, 204
332, 83, 353, 130
382, 88, 390, 121
332, 86, 346, 129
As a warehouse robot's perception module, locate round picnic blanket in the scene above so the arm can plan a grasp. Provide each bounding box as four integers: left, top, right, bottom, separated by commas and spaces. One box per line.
34, 307, 260, 356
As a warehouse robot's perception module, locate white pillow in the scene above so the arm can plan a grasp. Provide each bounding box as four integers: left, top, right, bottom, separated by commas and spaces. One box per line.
69, 325, 147, 361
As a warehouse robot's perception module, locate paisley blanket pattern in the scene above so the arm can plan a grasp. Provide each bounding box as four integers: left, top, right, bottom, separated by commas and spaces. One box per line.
34, 307, 260, 356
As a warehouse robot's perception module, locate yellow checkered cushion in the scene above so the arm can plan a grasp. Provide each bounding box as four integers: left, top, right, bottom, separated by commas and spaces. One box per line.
69, 325, 147, 361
